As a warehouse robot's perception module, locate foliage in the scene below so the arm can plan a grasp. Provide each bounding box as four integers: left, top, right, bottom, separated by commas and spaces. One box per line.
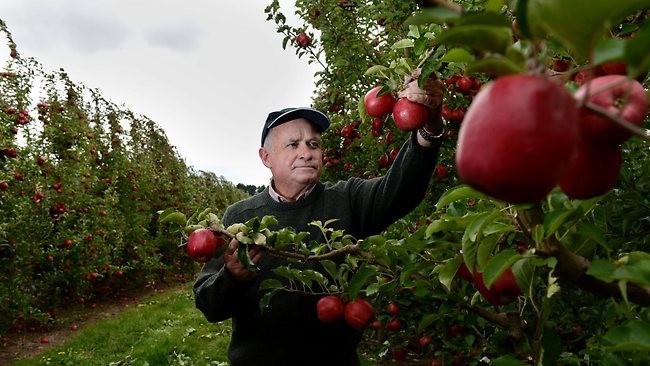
0, 19, 249, 338
256, 0, 650, 364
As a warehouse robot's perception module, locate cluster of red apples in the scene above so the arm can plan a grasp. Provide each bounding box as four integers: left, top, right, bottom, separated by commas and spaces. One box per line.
364, 86, 432, 132
455, 68, 648, 204
316, 295, 375, 330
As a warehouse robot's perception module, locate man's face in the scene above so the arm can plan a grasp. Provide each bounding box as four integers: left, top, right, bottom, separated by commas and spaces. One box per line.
260, 118, 323, 194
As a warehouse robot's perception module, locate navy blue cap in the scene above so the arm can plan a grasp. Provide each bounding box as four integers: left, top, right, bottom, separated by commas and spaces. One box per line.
261, 107, 330, 146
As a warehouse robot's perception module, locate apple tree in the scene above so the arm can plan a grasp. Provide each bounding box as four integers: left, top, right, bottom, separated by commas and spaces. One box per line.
0, 19, 249, 338
255, 0, 650, 364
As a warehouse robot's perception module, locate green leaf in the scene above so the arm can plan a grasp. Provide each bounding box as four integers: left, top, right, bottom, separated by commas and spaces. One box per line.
603, 320, 650, 351
260, 215, 278, 227
586, 259, 616, 283
259, 288, 280, 312
436, 185, 491, 210
541, 326, 562, 366
483, 249, 521, 288
491, 355, 528, 366
438, 259, 458, 292
476, 235, 500, 270
527, 0, 649, 58
441, 48, 474, 63
613, 260, 650, 285
435, 24, 513, 53
347, 265, 376, 300
405, 8, 460, 26
237, 244, 258, 271
593, 38, 627, 65
456, 11, 512, 28
417, 313, 440, 333
463, 210, 502, 244
486, 0, 507, 13
158, 211, 187, 227
364, 65, 389, 76
320, 260, 339, 282
391, 39, 415, 50
259, 278, 283, 291
626, 21, 650, 76
466, 56, 525, 76
543, 208, 575, 238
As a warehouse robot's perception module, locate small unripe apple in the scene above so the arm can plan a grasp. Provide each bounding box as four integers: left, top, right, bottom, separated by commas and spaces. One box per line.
392, 98, 430, 131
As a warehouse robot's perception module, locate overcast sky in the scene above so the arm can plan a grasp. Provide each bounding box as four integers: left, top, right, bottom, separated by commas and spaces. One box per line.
0, 0, 321, 187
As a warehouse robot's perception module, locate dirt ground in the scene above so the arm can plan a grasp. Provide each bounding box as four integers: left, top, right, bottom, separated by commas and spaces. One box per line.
0, 283, 183, 365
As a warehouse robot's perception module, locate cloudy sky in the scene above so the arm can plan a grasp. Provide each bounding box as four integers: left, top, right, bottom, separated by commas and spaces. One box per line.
0, 0, 321, 187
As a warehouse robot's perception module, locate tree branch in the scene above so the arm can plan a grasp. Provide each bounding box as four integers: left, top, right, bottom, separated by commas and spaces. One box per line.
584, 101, 650, 141
211, 227, 368, 262
517, 206, 650, 306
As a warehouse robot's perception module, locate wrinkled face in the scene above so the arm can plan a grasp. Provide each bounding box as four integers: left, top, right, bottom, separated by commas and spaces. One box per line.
259, 118, 323, 195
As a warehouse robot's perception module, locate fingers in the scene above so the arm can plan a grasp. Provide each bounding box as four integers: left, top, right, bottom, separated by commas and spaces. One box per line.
224, 239, 263, 282
398, 78, 444, 110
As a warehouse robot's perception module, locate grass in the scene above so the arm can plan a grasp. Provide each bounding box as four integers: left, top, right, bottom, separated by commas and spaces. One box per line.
5, 283, 382, 366
8, 283, 231, 366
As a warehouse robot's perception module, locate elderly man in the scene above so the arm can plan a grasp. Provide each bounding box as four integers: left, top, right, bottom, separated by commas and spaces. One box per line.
193, 75, 445, 365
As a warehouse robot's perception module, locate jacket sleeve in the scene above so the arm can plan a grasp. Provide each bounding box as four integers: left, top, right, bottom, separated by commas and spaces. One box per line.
192, 208, 253, 323
349, 132, 441, 236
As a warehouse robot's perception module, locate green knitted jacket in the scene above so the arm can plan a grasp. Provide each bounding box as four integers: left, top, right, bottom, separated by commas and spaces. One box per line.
193, 133, 441, 366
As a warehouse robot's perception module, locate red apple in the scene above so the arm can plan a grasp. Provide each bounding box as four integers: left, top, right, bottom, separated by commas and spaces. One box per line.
559, 141, 622, 199
418, 335, 432, 348
552, 59, 571, 72
599, 61, 627, 75
344, 298, 374, 330
456, 76, 473, 92
186, 228, 226, 263
473, 268, 521, 306
340, 124, 357, 139
386, 302, 400, 315
455, 74, 579, 204
386, 318, 401, 331
316, 295, 344, 323
392, 347, 407, 361
364, 86, 396, 118
456, 262, 474, 283
574, 75, 648, 146
392, 98, 430, 131
434, 164, 448, 179
371, 117, 383, 131
378, 154, 390, 168
296, 32, 311, 48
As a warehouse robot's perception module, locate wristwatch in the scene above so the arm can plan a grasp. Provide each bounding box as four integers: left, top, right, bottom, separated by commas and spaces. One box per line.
418, 120, 446, 143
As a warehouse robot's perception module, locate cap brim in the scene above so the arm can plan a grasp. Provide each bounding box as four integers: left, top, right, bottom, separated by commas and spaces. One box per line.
262, 107, 330, 146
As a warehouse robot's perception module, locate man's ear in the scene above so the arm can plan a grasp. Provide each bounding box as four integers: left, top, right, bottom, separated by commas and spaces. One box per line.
259, 147, 272, 169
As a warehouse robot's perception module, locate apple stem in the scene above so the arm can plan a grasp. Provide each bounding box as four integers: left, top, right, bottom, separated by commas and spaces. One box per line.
584, 101, 650, 141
